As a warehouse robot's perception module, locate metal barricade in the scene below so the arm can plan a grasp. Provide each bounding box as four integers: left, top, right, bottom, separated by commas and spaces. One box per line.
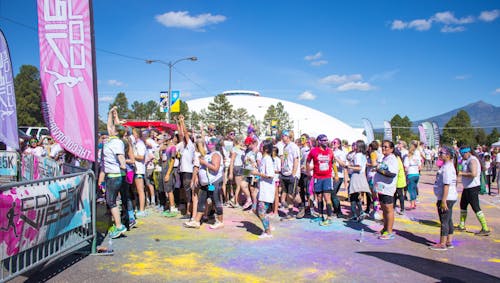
0, 151, 20, 184
0, 170, 96, 283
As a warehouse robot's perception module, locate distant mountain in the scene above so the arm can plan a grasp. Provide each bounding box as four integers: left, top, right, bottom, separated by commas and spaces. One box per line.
413, 101, 500, 132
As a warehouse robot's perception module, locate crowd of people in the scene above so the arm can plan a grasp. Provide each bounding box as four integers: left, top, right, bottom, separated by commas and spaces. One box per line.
99, 107, 498, 249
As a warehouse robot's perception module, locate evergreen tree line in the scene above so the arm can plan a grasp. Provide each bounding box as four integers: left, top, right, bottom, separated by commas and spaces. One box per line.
13, 64, 500, 146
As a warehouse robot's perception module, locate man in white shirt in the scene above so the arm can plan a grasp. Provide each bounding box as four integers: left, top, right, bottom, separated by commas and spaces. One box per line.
279, 130, 301, 219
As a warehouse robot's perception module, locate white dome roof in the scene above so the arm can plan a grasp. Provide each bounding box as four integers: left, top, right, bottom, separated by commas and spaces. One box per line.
186, 92, 366, 143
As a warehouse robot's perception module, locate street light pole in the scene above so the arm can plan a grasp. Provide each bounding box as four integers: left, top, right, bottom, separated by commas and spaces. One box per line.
146, 56, 197, 123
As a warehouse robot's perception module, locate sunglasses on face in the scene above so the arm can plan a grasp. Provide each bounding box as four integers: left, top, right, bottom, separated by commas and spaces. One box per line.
320, 139, 328, 142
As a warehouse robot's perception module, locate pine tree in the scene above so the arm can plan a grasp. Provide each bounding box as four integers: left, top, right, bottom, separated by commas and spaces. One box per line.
14, 65, 44, 126
442, 110, 475, 146
206, 94, 234, 135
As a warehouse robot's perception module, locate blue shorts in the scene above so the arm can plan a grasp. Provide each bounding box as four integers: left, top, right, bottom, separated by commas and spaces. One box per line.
313, 177, 333, 193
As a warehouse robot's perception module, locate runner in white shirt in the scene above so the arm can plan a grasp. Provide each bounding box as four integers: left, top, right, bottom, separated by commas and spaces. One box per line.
373, 140, 399, 240
279, 130, 301, 220
133, 128, 148, 217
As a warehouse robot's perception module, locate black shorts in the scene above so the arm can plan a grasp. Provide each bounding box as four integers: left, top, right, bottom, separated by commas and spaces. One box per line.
378, 193, 394, 205
280, 174, 297, 196
233, 166, 243, 177
299, 173, 310, 191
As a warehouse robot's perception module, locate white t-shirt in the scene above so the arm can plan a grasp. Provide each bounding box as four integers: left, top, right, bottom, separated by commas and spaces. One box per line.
198, 151, 223, 186
231, 146, 244, 167
282, 142, 300, 178
25, 146, 47, 158
258, 155, 276, 203
334, 148, 347, 175
373, 154, 398, 196
404, 153, 422, 175
222, 140, 234, 167
433, 161, 458, 201
134, 139, 147, 175
276, 141, 285, 157
179, 140, 195, 173
103, 137, 125, 174
461, 155, 481, 189
300, 146, 311, 174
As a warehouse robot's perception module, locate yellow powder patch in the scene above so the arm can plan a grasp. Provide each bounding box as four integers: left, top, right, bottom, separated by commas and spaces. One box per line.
122, 250, 264, 282
121, 250, 337, 282
487, 258, 500, 263
493, 239, 500, 243
438, 258, 449, 263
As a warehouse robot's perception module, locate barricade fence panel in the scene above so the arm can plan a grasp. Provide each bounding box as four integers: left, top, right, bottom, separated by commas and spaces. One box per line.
0, 151, 20, 185
0, 170, 96, 283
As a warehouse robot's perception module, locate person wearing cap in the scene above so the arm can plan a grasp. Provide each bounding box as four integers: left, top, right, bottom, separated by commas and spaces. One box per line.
457, 146, 490, 236
307, 134, 335, 226
279, 130, 301, 220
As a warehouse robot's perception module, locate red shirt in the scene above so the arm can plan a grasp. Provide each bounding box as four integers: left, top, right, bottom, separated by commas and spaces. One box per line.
307, 146, 334, 179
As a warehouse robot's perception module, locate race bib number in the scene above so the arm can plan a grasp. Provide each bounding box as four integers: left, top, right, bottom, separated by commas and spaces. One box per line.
319, 162, 329, 171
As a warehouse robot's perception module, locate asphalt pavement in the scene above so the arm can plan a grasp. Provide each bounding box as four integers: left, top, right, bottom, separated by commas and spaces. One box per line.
9, 170, 500, 283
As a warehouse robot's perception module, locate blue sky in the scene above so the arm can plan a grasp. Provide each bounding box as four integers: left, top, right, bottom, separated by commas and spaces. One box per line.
1, 0, 499, 128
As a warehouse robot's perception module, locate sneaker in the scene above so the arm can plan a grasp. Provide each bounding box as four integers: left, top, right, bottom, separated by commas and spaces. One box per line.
446, 243, 454, 249
455, 225, 466, 232
296, 207, 306, 219
378, 232, 395, 240
475, 229, 490, 236
109, 225, 126, 239
162, 208, 179, 218
258, 232, 273, 239
242, 201, 253, 210
397, 209, 405, 215
375, 229, 386, 236
180, 214, 192, 220
281, 214, 295, 221
136, 210, 148, 218
348, 216, 359, 222
183, 220, 201, 229
319, 219, 333, 226
128, 219, 137, 229
429, 244, 447, 251
336, 213, 345, 219
360, 212, 369, 220
209, 221, 224, 229
310, 211, 321, 218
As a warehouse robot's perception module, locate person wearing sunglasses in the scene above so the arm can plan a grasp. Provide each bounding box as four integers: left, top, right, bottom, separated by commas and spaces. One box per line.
457, 146, 490, 236
373, 140, 398, 240
429, 146, 458, 251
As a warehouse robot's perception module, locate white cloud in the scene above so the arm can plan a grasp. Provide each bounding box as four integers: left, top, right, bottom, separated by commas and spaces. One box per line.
310, 60, 328, 66
408, 19, 432, 31
304, 52, 322, 61
340, 99, 360, 105
454, 74, 470, 80
441, 25, 466, 33
479, 10, 499, 22
370, 69, 399, 82
390, 11, 479, 33
107, 79, 123, 86
391, 20, 407, 30
432, 11, 474, 25
98, 96, 114, 103
495, 88, 500, 94
298, 91, 316, 100
320, 74, 363, 85
155, 11, 226, 31
336, 82, 375, 92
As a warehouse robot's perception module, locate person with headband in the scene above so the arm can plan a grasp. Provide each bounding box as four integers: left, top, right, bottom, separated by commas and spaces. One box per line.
429, 146, 458, 251
457, 146, 490, 236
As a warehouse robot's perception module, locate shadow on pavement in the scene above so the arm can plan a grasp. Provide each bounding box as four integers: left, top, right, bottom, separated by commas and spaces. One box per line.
394, 229, 436, 246
343, 219, 377, 233
358, 251, 500, 283
235, 220, 263, 236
